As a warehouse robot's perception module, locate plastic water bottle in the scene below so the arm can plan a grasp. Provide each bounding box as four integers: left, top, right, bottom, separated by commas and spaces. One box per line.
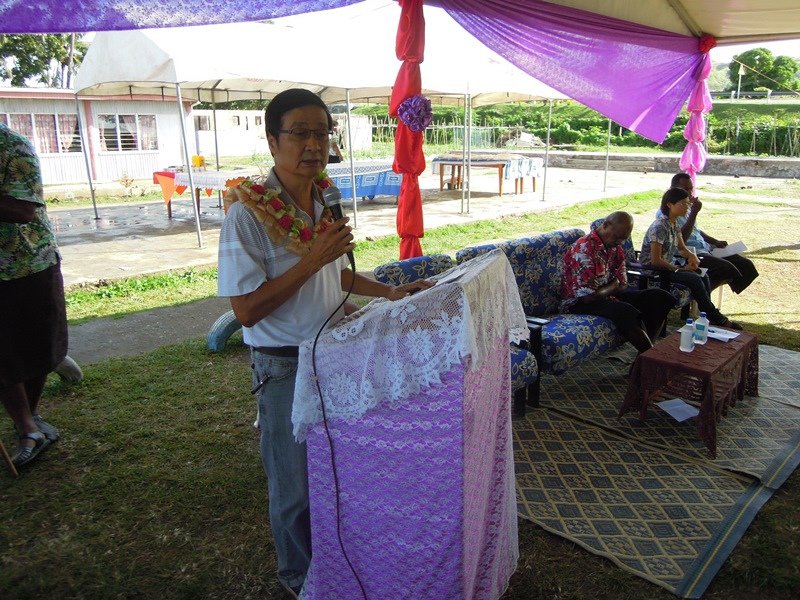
680, 318, 694, 352
694, 312, 709, 345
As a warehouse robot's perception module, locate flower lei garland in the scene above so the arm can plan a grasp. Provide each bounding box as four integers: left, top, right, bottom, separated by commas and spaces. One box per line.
223, 171, 335, 256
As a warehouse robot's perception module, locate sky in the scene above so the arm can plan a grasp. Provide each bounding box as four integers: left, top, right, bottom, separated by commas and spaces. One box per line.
711, 39, 800, 65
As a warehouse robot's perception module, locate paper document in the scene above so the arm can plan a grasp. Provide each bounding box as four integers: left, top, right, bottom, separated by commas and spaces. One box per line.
710, 241, 747, 259
657, 398, 700, 422
707, 327, 740, 342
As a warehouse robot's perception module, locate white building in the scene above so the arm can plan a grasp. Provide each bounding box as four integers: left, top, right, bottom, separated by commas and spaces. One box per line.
0, 87, 193, 185
1, 88, 375, 185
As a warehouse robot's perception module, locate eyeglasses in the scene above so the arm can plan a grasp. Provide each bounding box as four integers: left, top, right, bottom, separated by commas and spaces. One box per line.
278, 128, 332, 142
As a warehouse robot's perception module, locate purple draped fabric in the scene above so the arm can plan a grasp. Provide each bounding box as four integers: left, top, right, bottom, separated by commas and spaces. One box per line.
303, 338, 517, 599
0, 0, 361, 33
429, 0, 703, 143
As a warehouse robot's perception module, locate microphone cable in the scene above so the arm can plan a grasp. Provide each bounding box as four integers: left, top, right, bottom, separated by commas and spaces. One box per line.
310, 254, 368, 600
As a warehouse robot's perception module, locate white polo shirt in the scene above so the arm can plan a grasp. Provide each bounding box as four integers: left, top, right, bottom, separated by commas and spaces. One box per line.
217, 169, 348, 347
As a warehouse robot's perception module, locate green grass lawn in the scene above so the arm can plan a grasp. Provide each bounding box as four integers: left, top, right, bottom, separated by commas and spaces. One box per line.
3, 185, 799, 598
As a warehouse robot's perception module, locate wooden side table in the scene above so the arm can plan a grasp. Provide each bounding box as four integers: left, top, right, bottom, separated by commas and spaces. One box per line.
619, 330, 759, 456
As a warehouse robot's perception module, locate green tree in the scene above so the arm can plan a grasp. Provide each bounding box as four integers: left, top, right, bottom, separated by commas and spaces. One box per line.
0, 34, 87, 87
771, 55, 800, 91
728, 47, 800, 92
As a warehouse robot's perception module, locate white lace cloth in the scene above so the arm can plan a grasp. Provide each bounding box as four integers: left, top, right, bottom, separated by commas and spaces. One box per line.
292, 249, 528, 440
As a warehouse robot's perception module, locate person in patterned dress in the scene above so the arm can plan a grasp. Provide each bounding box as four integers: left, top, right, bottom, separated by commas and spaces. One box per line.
0, 123, 66, 468
561, 211, 676, 353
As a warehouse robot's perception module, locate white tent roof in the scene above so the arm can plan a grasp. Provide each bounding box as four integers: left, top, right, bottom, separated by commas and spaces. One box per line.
75, 1, 566, 105
543, 0, 800, 45
3, 0, 799, 44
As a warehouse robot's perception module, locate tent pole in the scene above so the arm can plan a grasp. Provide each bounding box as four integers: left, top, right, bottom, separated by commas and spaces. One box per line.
175, 84, 203, 248
603, 118, 611, 192
460, 94, 467, 214
466, 93, 472, 214
211, 96, 222, 208
74, 94, 98, 220
542, 99, 553, 202
345, 88, 357, 228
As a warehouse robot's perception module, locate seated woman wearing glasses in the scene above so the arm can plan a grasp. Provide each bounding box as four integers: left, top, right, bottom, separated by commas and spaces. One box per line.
217, 89, 431, 599
640, 187, 742, 330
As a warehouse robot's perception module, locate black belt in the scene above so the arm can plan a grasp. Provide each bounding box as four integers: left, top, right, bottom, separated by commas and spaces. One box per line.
253, 346, 299, 357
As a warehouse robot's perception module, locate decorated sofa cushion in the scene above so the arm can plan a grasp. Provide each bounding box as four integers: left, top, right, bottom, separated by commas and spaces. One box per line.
458, 229, 628, 376
539, 314, 624, 375
456, 228, 585, 316
511, 345, 539, 390
373, 254, 454, 286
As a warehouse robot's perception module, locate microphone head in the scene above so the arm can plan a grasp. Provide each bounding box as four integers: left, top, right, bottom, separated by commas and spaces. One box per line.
322, 184, 342, 207
322, 184, 344, 220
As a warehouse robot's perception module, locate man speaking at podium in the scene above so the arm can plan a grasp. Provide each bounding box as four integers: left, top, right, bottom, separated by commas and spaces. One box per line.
217, 89, 431, 597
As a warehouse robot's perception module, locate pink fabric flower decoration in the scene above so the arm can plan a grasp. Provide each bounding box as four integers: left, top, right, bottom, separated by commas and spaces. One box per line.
278, 215, 294, 230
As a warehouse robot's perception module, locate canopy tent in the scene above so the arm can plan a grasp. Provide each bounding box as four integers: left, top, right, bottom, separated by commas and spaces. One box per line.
74, 4, 565, 105
75, 1, 566, 245
3, 0, 798, 43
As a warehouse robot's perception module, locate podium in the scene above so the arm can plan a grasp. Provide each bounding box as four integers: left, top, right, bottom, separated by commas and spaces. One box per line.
292, 250, 528, 599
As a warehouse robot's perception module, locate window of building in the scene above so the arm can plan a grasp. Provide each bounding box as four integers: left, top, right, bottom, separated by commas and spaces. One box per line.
254, 116, 262, 126
194, 115, 211, 131
139, 115, 158, 150
9, 114, 34, 142
2, 112, 83, 154
98, 114, 158, 152
34, 114, 58, 154
232, 115, 240, 126
57, 114, 82, 153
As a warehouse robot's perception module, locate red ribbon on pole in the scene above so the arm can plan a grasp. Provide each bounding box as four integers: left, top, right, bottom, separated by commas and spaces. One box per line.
391, 0, 426, 259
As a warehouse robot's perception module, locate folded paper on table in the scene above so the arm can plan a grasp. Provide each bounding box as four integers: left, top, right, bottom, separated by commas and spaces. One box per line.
707, 327, 740, 342
657, 398, 700, 422
710, 240, 747, 259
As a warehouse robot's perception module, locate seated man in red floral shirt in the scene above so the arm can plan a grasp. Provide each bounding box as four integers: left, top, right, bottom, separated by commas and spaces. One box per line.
561, 211, 676, 353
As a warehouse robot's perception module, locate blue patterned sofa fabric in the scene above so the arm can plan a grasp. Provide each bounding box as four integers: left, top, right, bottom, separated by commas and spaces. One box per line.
373, 254, 454, 286
540, 314, 621, 375
457, 229, 626, 377
456, 228, 584, 316
511, 345, 539, 389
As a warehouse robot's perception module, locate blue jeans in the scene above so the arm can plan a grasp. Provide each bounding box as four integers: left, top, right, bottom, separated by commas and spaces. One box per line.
251, 349, 310, 590
669, 269, 725, 324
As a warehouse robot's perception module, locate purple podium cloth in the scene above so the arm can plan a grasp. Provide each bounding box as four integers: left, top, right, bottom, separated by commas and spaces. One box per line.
303, 339, 516, 599
293, 250, 526, 599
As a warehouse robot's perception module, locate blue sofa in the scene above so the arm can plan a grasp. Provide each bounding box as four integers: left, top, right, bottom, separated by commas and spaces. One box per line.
456, 229, 626, 406
373, 254, 539, 418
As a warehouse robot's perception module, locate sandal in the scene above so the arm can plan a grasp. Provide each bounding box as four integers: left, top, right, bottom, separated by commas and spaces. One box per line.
11, 430, 51, 468
33, 415, 60, 442
14, 415, 60, 443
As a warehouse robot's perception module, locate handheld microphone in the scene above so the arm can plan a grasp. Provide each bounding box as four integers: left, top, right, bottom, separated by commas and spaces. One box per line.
322, 184, 355, 270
